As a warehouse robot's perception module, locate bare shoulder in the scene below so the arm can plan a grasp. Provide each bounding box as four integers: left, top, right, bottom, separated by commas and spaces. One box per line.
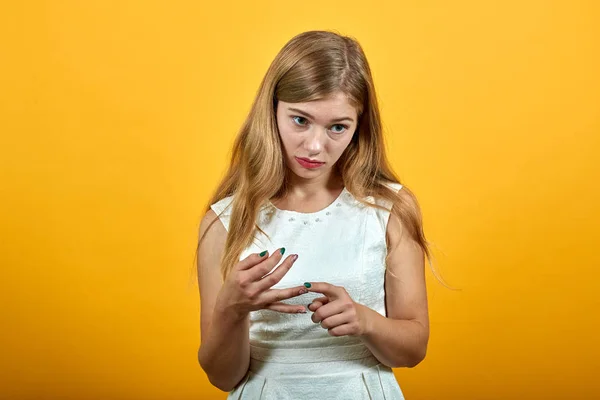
199, 209, 227, 244
197, 208, 227, 280
397, 184, 420, 213
386, 185, 422, 245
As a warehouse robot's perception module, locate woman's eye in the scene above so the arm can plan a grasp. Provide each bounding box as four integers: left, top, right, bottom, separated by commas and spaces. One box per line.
292, 116, 308, 126
331, 124, 347, 134
291, 117, 347, 134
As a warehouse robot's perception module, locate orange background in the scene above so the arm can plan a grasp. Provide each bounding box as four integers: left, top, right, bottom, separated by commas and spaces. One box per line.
1, 1, 599, 399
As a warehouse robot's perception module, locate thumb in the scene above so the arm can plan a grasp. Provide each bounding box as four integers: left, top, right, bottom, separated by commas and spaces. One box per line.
307, 296, 329, 311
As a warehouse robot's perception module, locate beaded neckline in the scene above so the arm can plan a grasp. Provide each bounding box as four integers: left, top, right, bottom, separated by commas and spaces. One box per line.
267, 187, 348, 217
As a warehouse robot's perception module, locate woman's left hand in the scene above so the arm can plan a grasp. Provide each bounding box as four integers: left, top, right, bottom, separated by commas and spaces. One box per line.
304, 282, 372, 337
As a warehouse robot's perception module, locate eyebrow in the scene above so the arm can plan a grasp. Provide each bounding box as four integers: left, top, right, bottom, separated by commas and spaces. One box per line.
287, 107, 354, 123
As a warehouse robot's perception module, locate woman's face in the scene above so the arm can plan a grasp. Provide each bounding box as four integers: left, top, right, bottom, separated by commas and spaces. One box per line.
275, 91, 358, 182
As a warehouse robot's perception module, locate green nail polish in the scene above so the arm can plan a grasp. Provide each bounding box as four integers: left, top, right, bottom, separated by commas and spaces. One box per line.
280, 247, 285, 255
259, 250, 267, 257
304, 282, 311, 288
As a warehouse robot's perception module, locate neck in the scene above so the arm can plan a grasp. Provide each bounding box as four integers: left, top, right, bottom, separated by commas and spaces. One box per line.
286, 169, 344, 199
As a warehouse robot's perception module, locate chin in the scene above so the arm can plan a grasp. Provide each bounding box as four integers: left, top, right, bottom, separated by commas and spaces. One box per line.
293, 168, 332, 182
291, 168, 318, 178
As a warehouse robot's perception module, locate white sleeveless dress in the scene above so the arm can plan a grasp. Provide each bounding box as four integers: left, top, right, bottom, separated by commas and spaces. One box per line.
210, 182, 406, 400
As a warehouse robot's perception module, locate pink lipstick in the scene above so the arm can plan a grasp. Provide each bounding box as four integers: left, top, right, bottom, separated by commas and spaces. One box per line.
295, 156, 325, 169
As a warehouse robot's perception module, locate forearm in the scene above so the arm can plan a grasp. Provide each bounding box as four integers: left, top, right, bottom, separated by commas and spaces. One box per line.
198, 305, 250, 392
359, 305, 428, 368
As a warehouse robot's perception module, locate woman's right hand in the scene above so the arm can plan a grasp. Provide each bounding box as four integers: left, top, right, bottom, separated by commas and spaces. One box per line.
215, 249, 307, 320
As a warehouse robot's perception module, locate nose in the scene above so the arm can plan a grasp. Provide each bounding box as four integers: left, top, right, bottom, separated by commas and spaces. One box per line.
303, 126, 326, 156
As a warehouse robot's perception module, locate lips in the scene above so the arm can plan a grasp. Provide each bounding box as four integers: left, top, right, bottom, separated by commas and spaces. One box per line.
298, 157, 323, 164
295, 156, 325, 169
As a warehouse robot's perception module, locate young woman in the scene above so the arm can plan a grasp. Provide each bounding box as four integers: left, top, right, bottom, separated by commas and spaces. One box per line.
196, 30, 431, 399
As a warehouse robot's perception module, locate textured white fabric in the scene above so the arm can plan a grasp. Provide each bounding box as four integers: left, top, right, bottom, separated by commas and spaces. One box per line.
210, 182, 406, 400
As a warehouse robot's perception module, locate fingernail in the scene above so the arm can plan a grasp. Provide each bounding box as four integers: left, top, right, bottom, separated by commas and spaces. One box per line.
297, 307, 306, 313
259, 250, 267, 257
299, 288, 307, 294
280, 247, 286, 255
292, 254, 298, 261
304, 282, 311, 288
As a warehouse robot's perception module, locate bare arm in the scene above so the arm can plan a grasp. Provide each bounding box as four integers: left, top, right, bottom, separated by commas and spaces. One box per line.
196, 210, 249, 392
359, 191, 430, 368
196, 210, 307, 391
291, 189, 430, 368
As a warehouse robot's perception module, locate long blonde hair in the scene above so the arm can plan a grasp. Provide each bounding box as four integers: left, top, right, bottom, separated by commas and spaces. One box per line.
198, 30, 437, 283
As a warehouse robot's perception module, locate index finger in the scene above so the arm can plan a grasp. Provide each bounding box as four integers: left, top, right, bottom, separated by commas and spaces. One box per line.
246, 248, 286, 281
303, 282, 344, 299
236, 250, 270, 271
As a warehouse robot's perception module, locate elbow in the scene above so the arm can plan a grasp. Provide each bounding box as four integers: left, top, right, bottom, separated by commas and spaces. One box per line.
207, 377, 237, 393
199, 359, 237, 392
207, 372, 248, 393
393, 349, 426, 369
393, 341, 428, 368
197, 348, 246, 393
197, 348, 209, 376
198, 360, 229, 392
406, 340, 428, 368
405, 348, 427, 368
405, 328, 429, 368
